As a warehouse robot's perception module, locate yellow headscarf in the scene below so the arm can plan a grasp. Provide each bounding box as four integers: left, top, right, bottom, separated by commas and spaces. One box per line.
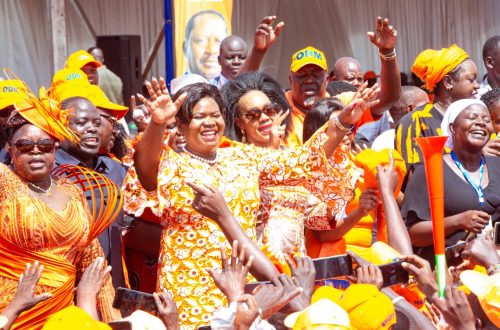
412, 44, 469, 92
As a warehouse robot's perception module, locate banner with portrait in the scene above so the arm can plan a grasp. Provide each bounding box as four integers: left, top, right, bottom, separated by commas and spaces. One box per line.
172, 0, 233, 81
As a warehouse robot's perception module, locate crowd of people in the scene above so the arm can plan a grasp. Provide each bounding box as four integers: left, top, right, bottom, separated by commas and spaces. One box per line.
0, 12, 499, 330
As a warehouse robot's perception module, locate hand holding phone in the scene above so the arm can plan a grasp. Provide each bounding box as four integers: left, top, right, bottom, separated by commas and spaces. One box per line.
112, 287, 157, 317
379, 261, 409, 287
107, 320, 132, 330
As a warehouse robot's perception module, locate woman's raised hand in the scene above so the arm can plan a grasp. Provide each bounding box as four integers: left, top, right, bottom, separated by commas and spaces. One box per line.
269, 109, 289, 149
367, 17, 398, 50
336, 82, 380, 127
136, 77, 186, 125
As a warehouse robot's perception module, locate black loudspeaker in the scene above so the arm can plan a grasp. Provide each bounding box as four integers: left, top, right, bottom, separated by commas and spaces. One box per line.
97, 35, 142, 121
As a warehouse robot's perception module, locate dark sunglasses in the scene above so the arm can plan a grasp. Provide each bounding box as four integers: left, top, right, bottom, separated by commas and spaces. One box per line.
239, 103, 279, 121
100, 113, 117, 127
14, 139, 56, 153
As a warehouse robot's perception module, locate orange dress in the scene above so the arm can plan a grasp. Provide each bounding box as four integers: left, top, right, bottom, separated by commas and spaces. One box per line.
0, 163, 119, 329
122, 125, 355, 329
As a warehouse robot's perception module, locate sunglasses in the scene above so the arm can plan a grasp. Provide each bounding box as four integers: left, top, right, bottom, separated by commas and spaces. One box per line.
239, 103, 279, 121
14, 139, 56, 153
100, 113, 117, 127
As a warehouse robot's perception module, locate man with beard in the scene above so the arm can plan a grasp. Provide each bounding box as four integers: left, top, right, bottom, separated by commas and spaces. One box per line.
286, 17, 401, 146
56, 96, 127, 289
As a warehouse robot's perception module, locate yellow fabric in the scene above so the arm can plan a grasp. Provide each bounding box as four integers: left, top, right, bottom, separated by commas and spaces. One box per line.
411, 44, 469, 92
48, 68, 93, 104
42, 306, 110, 330
86, 85, 128, 119
284, 299, 351, 330
312, 284, 396, 330
65, 50, 102, 70
290, 46, 328, 72
122, 126, 356, 328
0, 79, 27, 110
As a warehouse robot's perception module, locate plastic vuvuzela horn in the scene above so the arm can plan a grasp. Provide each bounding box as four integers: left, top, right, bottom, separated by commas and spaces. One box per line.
416, 136, 447, 298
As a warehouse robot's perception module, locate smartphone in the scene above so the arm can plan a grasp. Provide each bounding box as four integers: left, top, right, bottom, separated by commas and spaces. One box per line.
494, 222, 500, 245
112, 287, 157, 317
379, 261, 409, 287
445, 241, 467, 267
107, 321, 132, 330
198, 326, 212, 330
313, 254, 353, 280
244, 280, 272, 294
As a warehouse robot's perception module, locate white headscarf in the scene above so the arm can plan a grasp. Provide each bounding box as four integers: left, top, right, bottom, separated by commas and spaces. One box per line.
440, 99, 488, 149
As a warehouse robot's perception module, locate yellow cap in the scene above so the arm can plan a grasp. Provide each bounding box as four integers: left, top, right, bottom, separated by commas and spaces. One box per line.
42, 306, 111, 330
0, 79, 28, 110
48, 68, 93, 103
312, 284, 396, 330
290, 46, 328, 72
65, 50, 102, 70
87, 85, 128, 119
284, 298, 351, 330
460, 271, 500, 327
369, 242, 401, 266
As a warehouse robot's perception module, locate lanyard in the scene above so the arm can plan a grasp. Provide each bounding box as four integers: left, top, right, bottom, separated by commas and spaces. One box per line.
450, 151, 485, 204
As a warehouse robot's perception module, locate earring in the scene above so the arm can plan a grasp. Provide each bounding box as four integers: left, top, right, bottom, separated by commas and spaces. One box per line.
241, 130, 246, 143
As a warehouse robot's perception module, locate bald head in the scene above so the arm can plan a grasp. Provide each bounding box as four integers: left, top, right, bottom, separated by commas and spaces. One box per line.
390, 86, 429, 127
218, 35, 248, 80
333, 57, 363, 87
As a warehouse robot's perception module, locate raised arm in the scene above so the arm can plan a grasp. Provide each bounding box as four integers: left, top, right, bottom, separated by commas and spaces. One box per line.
238, 16, 284, 74
324, 82, 380, 157
134, 78, 186, 191
376, 151, 413, 255
367, 17, 401, 116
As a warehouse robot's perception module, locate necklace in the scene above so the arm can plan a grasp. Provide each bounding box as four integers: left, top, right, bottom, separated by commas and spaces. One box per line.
28, 178, 54, 195
184, 149, 218, 165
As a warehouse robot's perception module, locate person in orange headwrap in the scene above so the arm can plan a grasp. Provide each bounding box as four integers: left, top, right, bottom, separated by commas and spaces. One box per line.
396, 44, 480, 171
0, 78, 121, 329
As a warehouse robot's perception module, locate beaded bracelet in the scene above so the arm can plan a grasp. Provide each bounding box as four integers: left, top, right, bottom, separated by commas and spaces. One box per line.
379, 48, 397, 61
334, 116, 354, 133
487, 263, 500, 275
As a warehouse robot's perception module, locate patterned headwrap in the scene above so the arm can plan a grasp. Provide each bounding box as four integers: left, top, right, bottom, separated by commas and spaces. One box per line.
412, 44, 469, 92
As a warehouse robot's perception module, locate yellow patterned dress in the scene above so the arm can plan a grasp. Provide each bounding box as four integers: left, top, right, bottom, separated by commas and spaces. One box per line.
122, 125, 355, 329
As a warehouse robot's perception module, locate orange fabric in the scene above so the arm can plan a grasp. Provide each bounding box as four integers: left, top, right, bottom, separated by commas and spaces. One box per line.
122, 126, 356, 328
284, 90, 307, 146
0, 164, 119, 328
412, 44, 469, 92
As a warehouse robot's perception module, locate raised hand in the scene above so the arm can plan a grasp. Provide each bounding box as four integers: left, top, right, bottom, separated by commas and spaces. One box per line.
399, 254, 438, 298
482, 138, 500, 157
335, 82, 380, 127
432, 287, 476, 330
461, 236, 500, 271
358, 188, 381, 215
8, 261, 52, 313
285, 255, 315, 300
76, 257, 112, 319
234, 294, 260, 330
367, 17, 398, 51
187, 181, 232, 223
207, 240, 254, 303
153, 291, 180, 330
269, 109, 289, 150
376, 150, 398, 194
254, 16, 284, 51
136, 77, 186, 125
275, 274, 308, 313
348, 264, 384, 290
252, 277, 302, 319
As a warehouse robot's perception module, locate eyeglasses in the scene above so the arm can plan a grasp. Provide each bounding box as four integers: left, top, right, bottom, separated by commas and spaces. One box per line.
239, 103, 279, 121
14, 139, 55, 153
100, 113, 117, 127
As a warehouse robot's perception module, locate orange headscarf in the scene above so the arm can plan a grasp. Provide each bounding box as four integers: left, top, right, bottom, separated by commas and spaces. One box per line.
412, 44, 469, 92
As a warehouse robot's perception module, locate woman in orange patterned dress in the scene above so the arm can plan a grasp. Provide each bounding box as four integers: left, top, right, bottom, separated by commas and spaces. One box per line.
0, 86, 120, 329
123, 80, 374, 329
